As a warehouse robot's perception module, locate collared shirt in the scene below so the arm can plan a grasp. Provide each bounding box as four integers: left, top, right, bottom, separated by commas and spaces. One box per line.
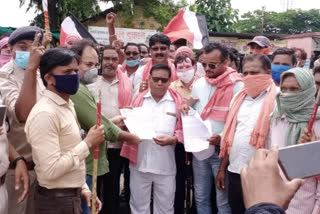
228, 90, 268, 174
25, 90, 89, 190
88, 76, 122, 149
192, 77, 243, 137
70, 82, 121, 176
267, 117, 320, 214
170, 79, 194, 99
0, 60, 45, 162
131, 91, 177, 175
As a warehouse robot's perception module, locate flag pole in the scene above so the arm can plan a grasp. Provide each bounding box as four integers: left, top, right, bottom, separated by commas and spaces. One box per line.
42, 0, 50, 49
307, 88, 320, 132
91, 89, 101, 214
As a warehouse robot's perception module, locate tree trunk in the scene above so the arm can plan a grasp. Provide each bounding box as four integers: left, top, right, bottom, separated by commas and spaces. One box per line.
48, 0, 60, 31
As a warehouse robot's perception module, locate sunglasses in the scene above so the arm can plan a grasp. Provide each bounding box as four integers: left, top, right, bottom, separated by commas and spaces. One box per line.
151, 46, 168, 52
125, 52, 139, 57
202, 62, 220, 70
151, 77, 169, 83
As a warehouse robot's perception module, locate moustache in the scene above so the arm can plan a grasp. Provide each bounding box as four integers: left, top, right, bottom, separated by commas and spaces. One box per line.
155, 53, 164, 58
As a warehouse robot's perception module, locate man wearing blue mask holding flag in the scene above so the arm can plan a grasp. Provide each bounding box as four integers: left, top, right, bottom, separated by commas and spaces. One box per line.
0, 26, 47, 214
271, 48, 296, 86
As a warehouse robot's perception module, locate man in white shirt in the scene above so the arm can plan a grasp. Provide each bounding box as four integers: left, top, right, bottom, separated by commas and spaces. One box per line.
121, 63, 183, 214
218, 54, 277, 214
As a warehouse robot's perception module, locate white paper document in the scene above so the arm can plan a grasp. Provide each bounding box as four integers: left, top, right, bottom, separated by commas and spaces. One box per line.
182, 108, 215, 160
120, 107, 156, 140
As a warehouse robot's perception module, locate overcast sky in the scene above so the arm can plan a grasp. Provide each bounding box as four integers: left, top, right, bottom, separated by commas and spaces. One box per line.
0, 0, 319, 28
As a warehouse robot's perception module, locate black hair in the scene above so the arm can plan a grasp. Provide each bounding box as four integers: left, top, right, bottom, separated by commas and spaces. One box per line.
242, 53, 271, 71
195, 48, 204, 61
70, 39, 98, 57
271, 47, 297, 66
292, 48, 307, 60
203, 42, 228, 62
313, 65, 320, 75
227, 48, 240, 68
150, 63, 172, 78
40, 47, 79, 86
149, 33, 171, 48
124, 42, 140, 53
138, 43, 149, 52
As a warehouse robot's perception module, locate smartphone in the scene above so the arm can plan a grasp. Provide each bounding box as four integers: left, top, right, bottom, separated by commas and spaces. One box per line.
278, 140, 320, 180
0, 105, 7, 126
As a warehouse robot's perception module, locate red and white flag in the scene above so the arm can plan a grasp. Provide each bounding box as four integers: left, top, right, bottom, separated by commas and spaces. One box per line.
163, 10, 209, 49
60, 14, 97, 46
42, 0, 50, 31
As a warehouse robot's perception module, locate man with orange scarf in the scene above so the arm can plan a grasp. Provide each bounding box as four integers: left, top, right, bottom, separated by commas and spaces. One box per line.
190, 43, 243, 214
218, 54, 277, 214
121, 64, 183, 214
87, 45, 138, 214
132, 33, 178, 95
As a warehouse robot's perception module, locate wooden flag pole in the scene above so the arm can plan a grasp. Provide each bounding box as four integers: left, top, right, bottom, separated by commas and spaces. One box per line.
307, 88, 320, 132
91, 89, 101, 214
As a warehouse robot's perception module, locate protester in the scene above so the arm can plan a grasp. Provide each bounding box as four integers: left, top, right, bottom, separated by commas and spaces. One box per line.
293, 48, 307, 67
0, 26, 46, 214
271, 47, 296, 85
121, 63, 184, 214
87, 45, 136, 214
268, 67, 320, 214
25, 47, 104, 214
169, 48, 197, 213
247, 36, 271, 56
193, 48, 205, 79
64, 34, 81, 49
0, 125, 9, 214
133, 33, 178, 95
169, 44, 177, 61
227, 48, 240, 71
241, 148, 303, 214
0, 37, 12, 68
188, 42, 243, 214
70, 40, 141, 213
120, 42, 142, 86
218, 53, 277, 214
138, 43, 149, 59
313, 66, 320, 97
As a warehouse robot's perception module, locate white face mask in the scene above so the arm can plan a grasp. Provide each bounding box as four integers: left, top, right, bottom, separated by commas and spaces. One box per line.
82, 67, 98, 84
177, 69, 195, 83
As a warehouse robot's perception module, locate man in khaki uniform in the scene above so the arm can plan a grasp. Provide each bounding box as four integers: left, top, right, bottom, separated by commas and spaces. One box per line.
0, 26, 46, 214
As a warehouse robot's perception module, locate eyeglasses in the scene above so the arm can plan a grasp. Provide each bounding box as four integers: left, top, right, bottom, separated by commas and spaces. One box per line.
151, 46, 168, 52
141, 51, 148, 55
125, 52, 139, 57
202, 62, 220, 70
151, 77, 169, 83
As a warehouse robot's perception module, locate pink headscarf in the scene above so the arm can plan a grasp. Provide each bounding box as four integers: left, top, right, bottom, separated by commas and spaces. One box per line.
65, 35, 81, 49
0, 37, 11, 68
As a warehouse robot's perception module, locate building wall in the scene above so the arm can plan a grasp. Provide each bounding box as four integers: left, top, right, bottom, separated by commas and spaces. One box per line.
286, 37, 313, 58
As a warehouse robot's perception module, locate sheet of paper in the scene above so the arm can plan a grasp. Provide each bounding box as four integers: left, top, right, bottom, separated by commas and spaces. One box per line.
120, 107, 156, 140
182, 108, 215, 160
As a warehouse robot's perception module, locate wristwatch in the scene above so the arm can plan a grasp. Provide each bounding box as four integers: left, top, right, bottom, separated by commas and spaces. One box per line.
12, 156, 26, 168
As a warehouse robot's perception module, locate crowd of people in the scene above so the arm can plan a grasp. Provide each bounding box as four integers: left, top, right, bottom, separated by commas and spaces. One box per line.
0, 11, 319, 214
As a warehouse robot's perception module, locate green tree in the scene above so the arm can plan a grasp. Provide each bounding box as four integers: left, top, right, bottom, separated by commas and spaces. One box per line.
234, 9, 320, 34
19, 0, 101, 31
113, 0, 188, 31
191, 0, 239, 32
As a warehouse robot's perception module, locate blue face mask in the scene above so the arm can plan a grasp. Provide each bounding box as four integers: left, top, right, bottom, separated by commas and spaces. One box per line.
15, 51, 30, 69
271, 64, 292, 84
54, 73, 80, 95
125, 59, 140, 67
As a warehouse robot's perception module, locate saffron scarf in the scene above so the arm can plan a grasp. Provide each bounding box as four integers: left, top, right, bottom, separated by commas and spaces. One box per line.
116, 69, 132, 108
200, 68, 243, 121
120, 88, 183, 165
220, 74, 277, 158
